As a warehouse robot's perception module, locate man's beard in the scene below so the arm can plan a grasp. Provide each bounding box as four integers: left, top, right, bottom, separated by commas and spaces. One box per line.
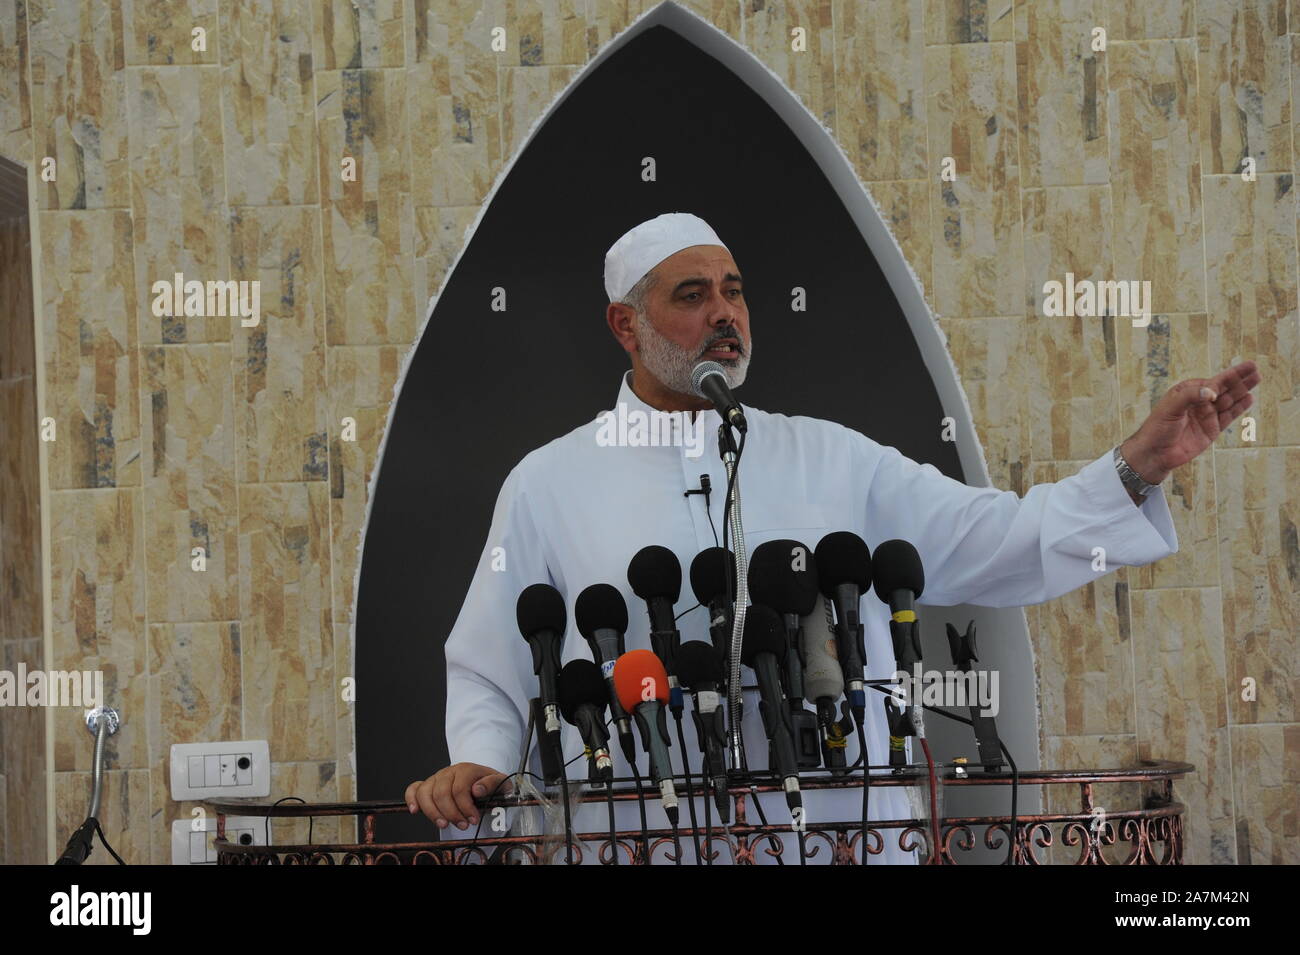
633, 310, 752, 396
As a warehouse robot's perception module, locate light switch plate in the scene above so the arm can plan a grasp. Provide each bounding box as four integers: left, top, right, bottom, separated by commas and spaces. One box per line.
168, 739, 270, 800
170, 815, 266, 865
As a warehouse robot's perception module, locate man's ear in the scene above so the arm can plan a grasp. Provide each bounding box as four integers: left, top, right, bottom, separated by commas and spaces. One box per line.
606, 301, 638, 355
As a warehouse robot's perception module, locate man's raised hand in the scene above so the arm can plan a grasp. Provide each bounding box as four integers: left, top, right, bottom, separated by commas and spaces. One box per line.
404, 762, 512, 831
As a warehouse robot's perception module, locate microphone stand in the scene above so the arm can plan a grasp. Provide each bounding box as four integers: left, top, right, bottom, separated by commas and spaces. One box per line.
719, 423, 749, 775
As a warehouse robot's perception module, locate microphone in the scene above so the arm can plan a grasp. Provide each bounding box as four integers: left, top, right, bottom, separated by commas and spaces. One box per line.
574, 583, 637, 763
873, 539, 927, 760
800, 594, 853, 773
614, 649, 679, 821
748, 539, 822, 769
627, 545, 684, 711
690, 361, 747, 433
814, 531, 873, 720
676, 640, 730, 822
741, 605, 802, 810
516, 583, 567, 732
558, 659, 613, 784
689, 546, 735, 676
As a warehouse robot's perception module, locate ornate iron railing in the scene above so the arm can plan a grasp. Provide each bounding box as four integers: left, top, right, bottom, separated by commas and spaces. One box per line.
208, 759, 1191, 865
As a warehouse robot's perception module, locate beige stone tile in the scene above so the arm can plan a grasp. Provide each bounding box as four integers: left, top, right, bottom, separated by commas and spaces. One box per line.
220, 0, 320, 206
239, 482, 334, 764
146, 622, 242, 781
1039, 734, 1142, 864
229, 206, 329, 483
0, 378, 42, 639
27, 0, 130, 209
141, 345, 238, 621
925, 42, 1023, 317
142, 348, 241, 623
1229, 722, 1299, 864
1116, 314, 1220, 589
316, 69, 417, 345
328, 345, 402, 626
334, 621, 355, 807
414, 205, 477, 317
746, 0, 836, 129
1215, 448, 1299, 726
583, 0, 741, 53
54, 768, 150, 864
128, 66, 230, 345
924, 0, 1012, 43
934, 315, 1029, 495
39, 210, 141, 489
1202, 175, 1299, 448
1015, 0, 1109, 188
500, 64, 579, 166
1107, 0, 1194, 39
0, 0, 32, 164
1023, 188, 1122, 462
1, 638, 46, 863
407, 8, 504, 208
121, 0, 217, 65
314, 0, 404, 69
1197, 0, 1291, 174
1129, 587, 1234, 863
267, 760, 343, 846
47, 489, 148, 773
493, 0, 588, 66
833, 0, 926, 181
867, 180, 933, 307
1107, 39, 1205, 315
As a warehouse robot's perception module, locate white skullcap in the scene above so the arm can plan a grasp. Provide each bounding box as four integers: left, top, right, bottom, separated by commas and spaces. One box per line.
604, 212, 730, 302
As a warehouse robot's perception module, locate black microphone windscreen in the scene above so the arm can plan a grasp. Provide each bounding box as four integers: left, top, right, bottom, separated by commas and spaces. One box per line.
689, 547, 735, 605
814, 531, 873, 596
627, 545, 682, 602
574, 583, 629, 638
748, 539, 819, 615
740, 604, 786, 666
558, 659, 609, 723
516, 582, 567, 639
676, 640, 724, 688
871, 539, 925, 601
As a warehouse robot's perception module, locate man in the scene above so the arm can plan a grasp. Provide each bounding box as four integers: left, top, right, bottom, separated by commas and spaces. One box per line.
406, 212, 1260, 862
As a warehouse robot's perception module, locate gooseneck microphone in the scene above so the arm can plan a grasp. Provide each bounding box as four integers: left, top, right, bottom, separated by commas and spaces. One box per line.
741, 605, 803, 811
676, 640, 731, 823
516, 583, 567, 742
627, 545, 685, 711
558, 659, 613, 784
574, 583, 637, 763
614, 649, 679, 822
814, 532, 873, 720
690, 360, 747, 433
689, 546, 736, 678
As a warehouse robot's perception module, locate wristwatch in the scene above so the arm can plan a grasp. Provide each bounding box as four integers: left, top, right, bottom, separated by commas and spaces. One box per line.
1113, 445, 1159, 498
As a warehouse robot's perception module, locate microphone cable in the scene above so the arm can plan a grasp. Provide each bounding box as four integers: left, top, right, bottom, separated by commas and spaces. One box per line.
918, 736, 941, 863
672, 712, 704, 863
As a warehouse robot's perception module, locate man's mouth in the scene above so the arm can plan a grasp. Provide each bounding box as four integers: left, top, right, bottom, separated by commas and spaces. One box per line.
702, 338, 742, 360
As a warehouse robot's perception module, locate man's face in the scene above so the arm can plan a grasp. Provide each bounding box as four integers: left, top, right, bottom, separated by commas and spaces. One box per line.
632, 245, 752, 394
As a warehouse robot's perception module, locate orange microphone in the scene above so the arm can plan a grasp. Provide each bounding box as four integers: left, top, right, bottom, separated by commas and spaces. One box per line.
614, 649, 678, 821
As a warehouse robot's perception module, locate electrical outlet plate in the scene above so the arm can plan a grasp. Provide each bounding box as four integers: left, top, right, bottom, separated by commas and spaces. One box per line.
168, 739, 270, 800
170, 815, 266, 865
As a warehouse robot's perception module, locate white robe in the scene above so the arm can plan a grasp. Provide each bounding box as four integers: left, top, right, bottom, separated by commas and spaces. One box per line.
441, 370, 1179, 863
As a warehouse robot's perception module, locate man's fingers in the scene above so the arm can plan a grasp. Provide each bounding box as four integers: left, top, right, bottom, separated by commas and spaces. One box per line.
413, 776, 442, 826
450, 769, 481, 829
1218, 392, 1253, 429
431, 769, 465, 828
473, 772, 512, 800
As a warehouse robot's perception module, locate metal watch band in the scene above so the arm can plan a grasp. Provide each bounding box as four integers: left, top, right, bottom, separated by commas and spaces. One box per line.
1113, 445, 1159, 497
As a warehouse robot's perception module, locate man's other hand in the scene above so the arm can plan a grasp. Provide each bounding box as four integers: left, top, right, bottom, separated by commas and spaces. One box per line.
404, 763, 513, 831
1121, 359, 1261, 485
